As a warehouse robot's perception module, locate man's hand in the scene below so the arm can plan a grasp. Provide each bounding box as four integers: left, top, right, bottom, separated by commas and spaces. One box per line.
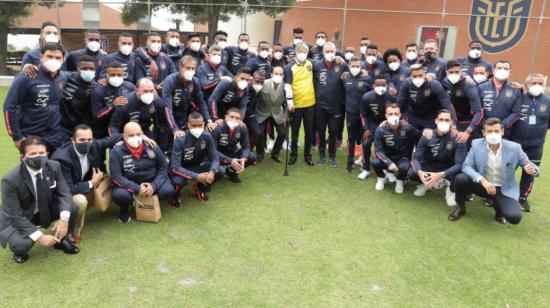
22, 64, 38, 78
173, 130, 185, 139
418, 171, 431, 186
388, 163, 398, 172
97, 78, 107, 86
37, 234, 59, 246
142, 135, 157, 147
341, 71, 350, 79
480, 178, 496, 196
14, 138, 25, 150
510, 81, 522, 89
389, 87, 398, 96
426, 73, 436, 81
422, 129, 433, 140
91, 168, 104, 188
450, 127, 458, 137
215, 119, 224, 127
335, 56, 345, 64
221, 76, 232, 81
456, 131, 470, 144
139, 183, 148, 196
196, 173, 210, 184
150, 60, 159, 79
287, 104, 295, 112
54, 220, 68, 240
206, 121, 217, 132
379, 120, 387, 127
362, 130, 371, 141
205, 171, 215, 184
230, 159, 242, 173
524, 162, 537, 175
143, 183, 154, 197
426, 172, 444, 188
112, 96, 128, 107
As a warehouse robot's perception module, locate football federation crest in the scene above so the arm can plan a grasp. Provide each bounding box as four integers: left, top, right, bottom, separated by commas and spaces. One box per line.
469, 0, 532, 53
540, 103, 548, 112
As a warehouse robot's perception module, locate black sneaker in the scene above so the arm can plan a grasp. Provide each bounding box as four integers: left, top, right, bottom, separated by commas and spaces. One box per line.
317, 154, 326, 165
330, 157, 337, 168
170, 194, 183, 208
305, 156, 314, 166
495, 215, 508, 224
484, 198, 494, 207
519, 198, 532, 212
227, 170, 241, 183
289, 155, 298, 165
118, 208, 131, 223
193, 184, 209, 202
12, 253, 29, 264
346, 162, 355, 173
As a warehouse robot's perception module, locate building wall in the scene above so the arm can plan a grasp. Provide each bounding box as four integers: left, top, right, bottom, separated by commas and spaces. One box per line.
217, 12, 277, 47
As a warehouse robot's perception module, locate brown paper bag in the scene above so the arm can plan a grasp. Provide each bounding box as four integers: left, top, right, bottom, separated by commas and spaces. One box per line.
134, 195, 161, 223
93, 177, 112, 213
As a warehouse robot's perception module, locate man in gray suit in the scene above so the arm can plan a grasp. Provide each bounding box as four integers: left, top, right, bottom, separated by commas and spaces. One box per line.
256, 66, 288, 162
0, 136, 80, 263
448, 118, 539, 224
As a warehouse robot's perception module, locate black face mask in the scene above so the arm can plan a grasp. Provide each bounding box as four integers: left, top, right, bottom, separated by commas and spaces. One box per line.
25, 155, 47, 170
74, 142, 93, 155
424, 51, 435, 61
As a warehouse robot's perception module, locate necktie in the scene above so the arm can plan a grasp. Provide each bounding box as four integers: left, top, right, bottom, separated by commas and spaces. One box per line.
35, 173, 51, 227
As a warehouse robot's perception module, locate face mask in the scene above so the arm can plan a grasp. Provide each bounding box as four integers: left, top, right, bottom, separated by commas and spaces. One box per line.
43, 59, 62, 72
350, 67, 361, 77
485, 133, 501, 145
388, 62, 400, 71
210, 54, 222, 65
74, 142, 92, 155
469, 49, 482, 59
273, 52, 283, 60
293, 38, 303, 45
374, 86, 387, 96
316, 38, 326, 47
169, 37, 180, 48
87, 41, 100, 52
528, 84, 544, 97
296, 52, 308, 63
183, 70, 195, 81
324, 52, 335, 62
406, 51, 418, 61
80, 70, 95, 82
44, 34, 59, 43
189, 128, 204, 138
109, 76, 124, 88
237, 80, 248, 90
387, 115, 400, 126
226, 120, 239, 129
127, 136, 142, 148
272, 75, 283, 84
217, 41, 227, 50
360, 46, 367, 55
366, 55, 377, 65
25, 155, 47, 170
239, 42, 249, 51
190, 42, 201, 52
473, 74, 487, 84
494, 69, 510, 81
253, 84, 263, 92
259, 50, 270, 59
447, 73, 461, 84
345, 52, 354, 61
437, 121, 451, 133
412, 77, 425, 88
140, 92, 155, 105
150, 43, 162, 53
424, 51, 435, 61
120, 44, 133, 56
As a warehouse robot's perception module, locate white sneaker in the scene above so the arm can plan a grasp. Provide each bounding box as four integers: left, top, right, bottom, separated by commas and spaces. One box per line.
445, 185, 457, 207
384, 170, 397, 183
281, 140, 292, 150
357, 170, 370, 180
267, 139, 275, 152
413, 184, 430, 197
395, 180, 404, 194
354, 157, 363, 166
375, 177, 386, 191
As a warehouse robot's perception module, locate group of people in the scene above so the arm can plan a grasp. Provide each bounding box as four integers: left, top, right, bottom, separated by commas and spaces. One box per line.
0, 22, 547, 263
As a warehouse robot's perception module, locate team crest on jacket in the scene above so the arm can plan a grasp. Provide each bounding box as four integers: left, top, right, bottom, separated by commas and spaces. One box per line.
149, 106, 156, 114
400, 75, 405, 81
540, 103, 548, 112
446, 141, 453, 150
435, 65, 440, 72
358, 81, 364, 88
469, 0, 532, 53
400, 130, 406, 137
505, 90, 513, 98
424, 89, 431, 96
235, 131, 241, 139
146, 148, 156, 159
160, 61, 166, 70
335, 66, 340, 73
200, 140, 206, 150
455, 89, 463, 97
57, 81, 64, 90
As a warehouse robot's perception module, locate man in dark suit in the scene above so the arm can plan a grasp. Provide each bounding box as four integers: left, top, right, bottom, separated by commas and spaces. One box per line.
0, 136, 80, 263
51, 124, 121, 243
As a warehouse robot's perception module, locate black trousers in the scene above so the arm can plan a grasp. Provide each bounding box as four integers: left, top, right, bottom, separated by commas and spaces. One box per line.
454, 173, 522, 224
258, 117, 286, 157
290, 106, 315, 158
346, 114, 362, 164
315, 106, 343, 158
520, 145, 543, 198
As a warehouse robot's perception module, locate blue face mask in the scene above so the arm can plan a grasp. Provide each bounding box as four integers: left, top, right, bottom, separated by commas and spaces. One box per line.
80, 70, 96, 82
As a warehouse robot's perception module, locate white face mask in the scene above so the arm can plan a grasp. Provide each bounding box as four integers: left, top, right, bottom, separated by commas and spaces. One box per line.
239, 42, 249, 51
217, 41, 227, 50
44, 34, 59, 43
259, 50, 269, 59
273, 51, 283, 60
237, 80, 248, 90
140, 92, 155, 105
109, 76, 124, 88
387, 115, 400, 126
474, 74, 487, 84
316, 38, 326, 47
169, 37, 180, 48
448, 73, 461, 84
345, 52, 354, 61
469, 49, 482, 59
226, 120, 239, 129
272, 75, 283, 84
528, 84, 544, 97
437, 121, 451, 133
190, 42, 201, 52
494, 69, 510, 81
87, 41, 100, 52
350, 67, 361, 77
296, 52, 308, 63
366, 55, 377, 65
80, 70, 95, 82
374, 86, 387, 96
324, 52, 335, 62
412, 77, 425, 88
43, 59, 62, 72
253, 84, 263, 92
120, 44, 133, 56
150, 42, 162, 53
293, 38, 303, 46
388, 62, 400, 71
189, 127, 204, 138
183, 70, 195, 81
210, 55, 221, 65
360, 46, 367, 55
406, 51, 418, 61
127, 135, 142, 148
485, 133, 502, 145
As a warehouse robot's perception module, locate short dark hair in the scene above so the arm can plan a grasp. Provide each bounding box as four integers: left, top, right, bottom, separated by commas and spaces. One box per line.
315, 31, 327, 37
41, 21, 58, 31
494, 60, 511, 69
360, 36, 370, 41
188, 111, 203, 121
349, 56, 361, 63
72, 124, 92, 137
474, 63, 488, 71
238, 33, 249, 39
253, 71, 265, 79
119, 32, 133, 39
226, 107, 241, 115
373, 75, 387, 82
107, 60, 123, 69
237, 67, 253, 76
77, 55, 95, 65
446, 59, 461, 70
187, 33, 201, 40
85, 29, 100, 36
166, 28, 179, 34
213, 30, 228, 38
19, 136, 47, 155
405, 42, 418, 49
146, 32, 161, 39
40, 42, 65, 56
367, 44, 378, 51
437, 109, 452, 117
469, 40, 482, 47
386, 103, 400, 111
383, 48, 402, 63
483, 117, 503, 129
258, 40, 269, 46
293, 27, 304, 34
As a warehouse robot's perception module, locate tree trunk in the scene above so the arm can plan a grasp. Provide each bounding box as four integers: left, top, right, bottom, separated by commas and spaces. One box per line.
0, 25, 8, 75
206, 2, 219, 42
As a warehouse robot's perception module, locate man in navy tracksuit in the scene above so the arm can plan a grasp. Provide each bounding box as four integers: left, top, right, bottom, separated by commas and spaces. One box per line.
457, 40, 493, 78
360, 76, 396, 178
110, 122, 175, 223
372, 103, 418, 194
342, 56, 373, 172
383, 48, 411, 95
135, 33, 177, 91
91, 61, 135, 138
245, 41, 272, 79
100, 32, 137, 84
159, 29, 185, 67
271, 44, 287, 68
208, 67, 252, 122
21, 22, 64, 72
211, 108, 257, 183
396, 64, 454, 133
423, 39, 447, 82
511, 73, 550, 211
196, 45, 233, 101
226, 33, 254, 75
170, 112, 225, 203
478, 60, 521, 137
361, 44, 388, 78
65, 29, 105, 81
4, 43, 68, 151
182, 33, 208, 65
313, 42, 347, 167
408, 109, 467, 206
441, 60, 483, 144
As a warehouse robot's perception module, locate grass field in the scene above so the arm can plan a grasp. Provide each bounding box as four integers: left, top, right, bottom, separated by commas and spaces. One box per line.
0, 86, 550, 307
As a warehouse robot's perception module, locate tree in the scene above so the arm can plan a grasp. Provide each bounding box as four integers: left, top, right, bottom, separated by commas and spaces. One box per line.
121, 0, 296, 40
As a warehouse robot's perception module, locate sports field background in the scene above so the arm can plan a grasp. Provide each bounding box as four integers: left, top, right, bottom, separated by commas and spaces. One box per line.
0, 87, 549, 306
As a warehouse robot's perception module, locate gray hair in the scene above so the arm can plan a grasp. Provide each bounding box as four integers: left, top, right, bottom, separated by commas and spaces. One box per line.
322, 41, 336, 52
208, 44, 222, 54
294, 42, 309, 53
525, 73, 545, 84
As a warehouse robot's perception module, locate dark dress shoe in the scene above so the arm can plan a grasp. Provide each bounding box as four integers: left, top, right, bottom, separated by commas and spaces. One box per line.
255, 155, 264, 165
227, 171, 241, 183
346, 162, 355, 173
13, 253, 29, 264
495, 215, 508, 224
54, 238, 80, 254
305, 157, 314, 166
288, 155, 298, 165
271, 155, 282, 163
519, 198, 531, 212
170, 194, 183, 208
448, 207, 466, 221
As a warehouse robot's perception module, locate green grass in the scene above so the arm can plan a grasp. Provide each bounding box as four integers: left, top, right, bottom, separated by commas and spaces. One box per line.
1, 86, 550, 306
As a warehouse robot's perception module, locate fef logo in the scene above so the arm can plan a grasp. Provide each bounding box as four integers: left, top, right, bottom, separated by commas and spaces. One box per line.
469, 0, 532, 53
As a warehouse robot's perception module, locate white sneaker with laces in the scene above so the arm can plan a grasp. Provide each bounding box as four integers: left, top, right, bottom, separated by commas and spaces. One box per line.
413, 184, 430, 197
375, 177, 386, 191
384, 170, 397, 183
445, 185, 457, 207
395, 180, 404, 194
267, 139, 275, 152
357, 170, 370, 180
355, 157, 363, 166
